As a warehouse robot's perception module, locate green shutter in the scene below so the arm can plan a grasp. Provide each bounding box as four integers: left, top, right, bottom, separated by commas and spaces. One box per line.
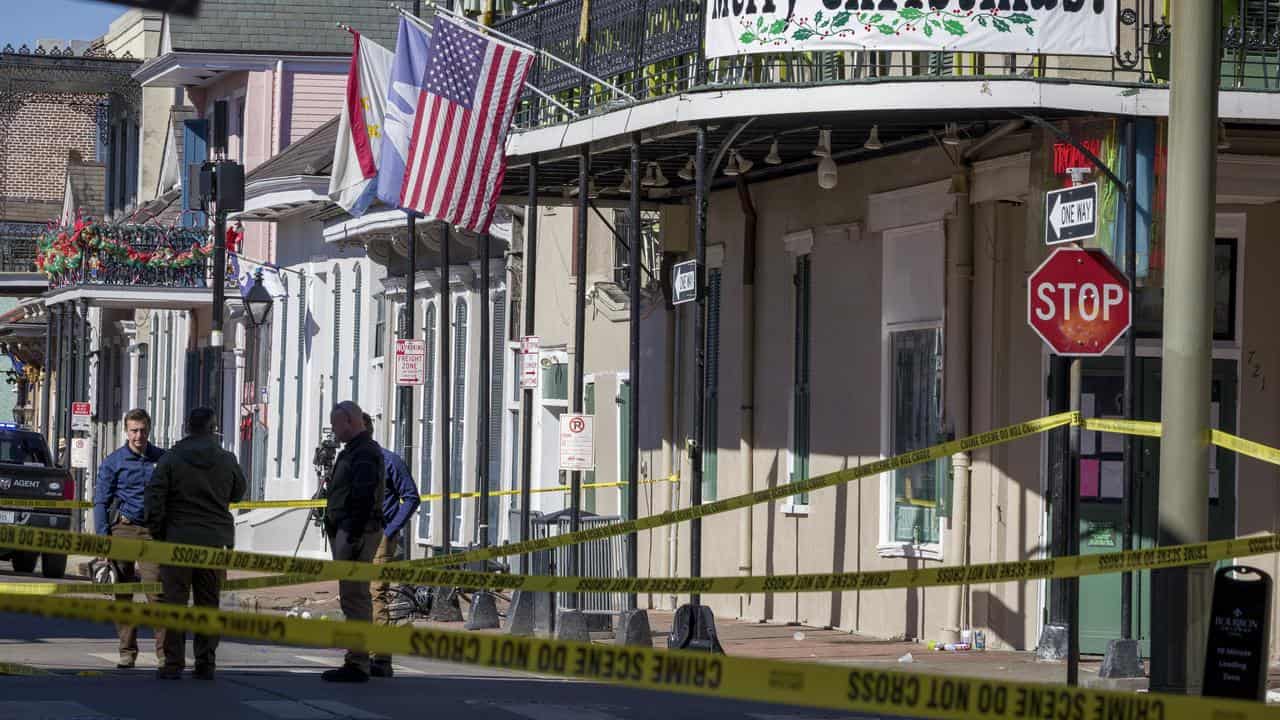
618, 379, 632, 517
418, 303, 437, 544
451, 299, 468, 543
793, 256, 811, 505
703, 269, 722, 502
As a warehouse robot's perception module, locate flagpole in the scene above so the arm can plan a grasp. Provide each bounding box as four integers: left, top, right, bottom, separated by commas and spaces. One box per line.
400, 0, 422, 564
395, 5, 636, 102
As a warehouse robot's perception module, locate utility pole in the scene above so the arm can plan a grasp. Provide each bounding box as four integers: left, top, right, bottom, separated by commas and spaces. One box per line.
626, 134, 641, 611
1150, 0, 1220, 695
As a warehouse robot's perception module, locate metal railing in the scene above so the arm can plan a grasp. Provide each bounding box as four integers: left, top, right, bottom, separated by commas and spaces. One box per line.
40, 226, 235, 291
530, 510, 627, 615
0, 234, 39, 273
497, 0, 1280, 129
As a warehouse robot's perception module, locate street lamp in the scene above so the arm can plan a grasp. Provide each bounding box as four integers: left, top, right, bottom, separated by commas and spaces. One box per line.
245, 269, 273, 327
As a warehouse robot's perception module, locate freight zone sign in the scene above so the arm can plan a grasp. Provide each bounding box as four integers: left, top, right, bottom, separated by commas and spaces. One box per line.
394, 339, 427, 386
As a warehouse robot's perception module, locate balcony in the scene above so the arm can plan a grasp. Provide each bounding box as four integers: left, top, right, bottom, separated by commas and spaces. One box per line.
496, 0, 1280, 130
37, 222, 234, 310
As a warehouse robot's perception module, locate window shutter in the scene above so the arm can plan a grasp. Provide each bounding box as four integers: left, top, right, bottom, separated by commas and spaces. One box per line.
274, 292, 289, 477
793, 256, 811, 504
418, 303, 437, 543
703, 269, 722, 501
351, 266, 362, 403
487, 294, 506, 535
293, 278, 306, 478
584, 381, 596, 513
180, 119, 208, 228
451, 299, 468, 543
331, 265, 342, 398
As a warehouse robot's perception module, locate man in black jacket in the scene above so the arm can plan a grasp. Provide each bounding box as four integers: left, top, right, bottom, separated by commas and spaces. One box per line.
321, 400, 386, 683
144, 407, 246, 681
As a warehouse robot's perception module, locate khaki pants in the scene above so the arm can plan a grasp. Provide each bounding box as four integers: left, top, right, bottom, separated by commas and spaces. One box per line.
372, 532, 402, 668
158, 565, 224, 671
109, 520, 165, 665
331, 527, 381, 672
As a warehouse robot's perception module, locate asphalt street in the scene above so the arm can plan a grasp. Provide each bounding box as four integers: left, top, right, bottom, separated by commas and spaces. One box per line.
0, 570, 891, 720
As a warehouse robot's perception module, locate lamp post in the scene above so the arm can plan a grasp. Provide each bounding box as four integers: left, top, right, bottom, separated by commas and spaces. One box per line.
242, 269, 273, 496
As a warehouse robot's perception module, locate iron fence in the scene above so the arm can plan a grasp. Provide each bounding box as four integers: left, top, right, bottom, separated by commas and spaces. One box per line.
497, 0, 1280, 130
530, 510, 628, 616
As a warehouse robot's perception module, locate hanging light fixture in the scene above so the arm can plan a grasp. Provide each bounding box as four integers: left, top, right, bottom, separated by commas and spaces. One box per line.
1217, 120, 1231, 151
678, 155, 695, 181
617, 170, 632, 193
764, 139, 782, 165
651, 162, 669, 187
864, 124, 882, 151
641, 163, 658, 187
736, 151, 754, 175
723, 150, 741, 177
817, 154, 838, 190
943, 122, 962, 146
812, 129, 832, 157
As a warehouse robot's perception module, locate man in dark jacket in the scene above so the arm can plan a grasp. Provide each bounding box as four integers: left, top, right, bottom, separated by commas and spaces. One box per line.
93, 408, 166, 669
321, 401, 385, 683
144, 407, 246, 681
362, 413, 420, 678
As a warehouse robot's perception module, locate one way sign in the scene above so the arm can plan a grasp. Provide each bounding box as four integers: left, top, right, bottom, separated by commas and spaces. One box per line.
1044, 183, 1098, 246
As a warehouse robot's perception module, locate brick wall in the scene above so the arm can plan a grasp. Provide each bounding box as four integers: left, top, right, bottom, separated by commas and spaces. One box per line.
1, 94, 102, 204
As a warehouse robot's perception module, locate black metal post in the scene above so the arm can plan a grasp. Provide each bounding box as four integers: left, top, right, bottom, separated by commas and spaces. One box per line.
690, 125, 706, 605
76, 299, 88, 532
569, 146, 589, 608
626, 134, 641, 610
440, 224, 452, 556
1068, 358, 1082, 686
212, 207, 227, 432
41, 307, 53, 443
478, 231, 491, 547
519, 155, 538, 573
402, 214, 417, 560
1121, 117, 1138, 641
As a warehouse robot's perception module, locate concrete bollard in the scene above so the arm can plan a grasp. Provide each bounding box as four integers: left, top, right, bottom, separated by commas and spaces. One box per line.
1034, 625, 1069, 662
554, 609, 590, 642
615, 609, 653, 648
1099, 638, 1143, 678
504, 590, 535, 636
428, 587, 464, 622
465, 591, 501, 630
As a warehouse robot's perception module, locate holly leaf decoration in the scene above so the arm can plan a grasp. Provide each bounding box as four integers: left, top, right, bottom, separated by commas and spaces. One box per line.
899, 7, 924, 21
877, 23, 895, 34
740, 30, 757, 43
868, 13, 883, 23
793, 27, 815, 40
833, 11, 851, 27
923, 23, 933, 37
977, 15, 987, 27
814, 10, 824, 24
757, 16, 764, 29
1026, 26, 1035, 36
993, 17, 1010, 32
943, 19, 966, 36
1008, 13, 1034, 24
769, 18, 788, 34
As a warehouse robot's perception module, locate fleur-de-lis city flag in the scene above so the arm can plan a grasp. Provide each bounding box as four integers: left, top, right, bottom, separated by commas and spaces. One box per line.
399, 15, 534, 233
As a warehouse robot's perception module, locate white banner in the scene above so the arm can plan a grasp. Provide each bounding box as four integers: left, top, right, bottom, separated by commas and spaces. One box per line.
705, 0, 1116, 59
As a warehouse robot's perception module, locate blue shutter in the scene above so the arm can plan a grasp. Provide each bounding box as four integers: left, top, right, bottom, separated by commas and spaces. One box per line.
351, 266, 362, 404
180, 119, 208, 228
293, 278, 307, 478
274, 290, 289, 477
487, 294, 506, 537
331, 266, 342, 399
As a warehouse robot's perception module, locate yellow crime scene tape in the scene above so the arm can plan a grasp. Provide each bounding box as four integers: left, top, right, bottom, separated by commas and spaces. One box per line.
0, 572, 318, 597
0, 592, 1268, 720
0, 476, 682, 512
0, 661, 52, 676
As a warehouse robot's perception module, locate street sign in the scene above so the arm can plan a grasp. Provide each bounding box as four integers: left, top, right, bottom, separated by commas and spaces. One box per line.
558, 413, 595, 471
1027, 247, 1131, 356
672, 259, 699, 305
1203, 566, 1272, 701
520, 336, 540, 389
70, 438, 92, 469
70, 402, 91, 432
1044, 183, 1098, 245
394, 338, 427, 386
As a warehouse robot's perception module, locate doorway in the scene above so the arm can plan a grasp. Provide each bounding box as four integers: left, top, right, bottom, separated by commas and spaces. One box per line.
1064, 356, 1237, 656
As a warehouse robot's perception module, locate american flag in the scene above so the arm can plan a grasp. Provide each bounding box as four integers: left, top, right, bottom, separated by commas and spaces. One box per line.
399, 16, 534, 232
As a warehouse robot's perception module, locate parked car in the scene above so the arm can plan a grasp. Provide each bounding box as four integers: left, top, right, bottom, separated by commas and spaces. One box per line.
0, 423, 74, 578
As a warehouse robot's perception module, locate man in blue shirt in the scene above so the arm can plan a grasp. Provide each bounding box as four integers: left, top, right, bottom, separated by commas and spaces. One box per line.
363, 413, 420, 678
93, 408, 166, 669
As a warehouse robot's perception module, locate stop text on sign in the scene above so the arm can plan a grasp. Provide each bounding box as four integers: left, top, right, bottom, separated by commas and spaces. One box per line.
1032, 282, 1125, 323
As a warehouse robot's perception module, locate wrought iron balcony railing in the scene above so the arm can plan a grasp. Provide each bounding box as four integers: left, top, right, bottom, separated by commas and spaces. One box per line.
37, 223, 230, 292
496, 0, 1280, 130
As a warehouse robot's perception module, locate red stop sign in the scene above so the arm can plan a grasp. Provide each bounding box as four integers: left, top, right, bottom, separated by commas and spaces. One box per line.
1027, 247, 1131, 356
